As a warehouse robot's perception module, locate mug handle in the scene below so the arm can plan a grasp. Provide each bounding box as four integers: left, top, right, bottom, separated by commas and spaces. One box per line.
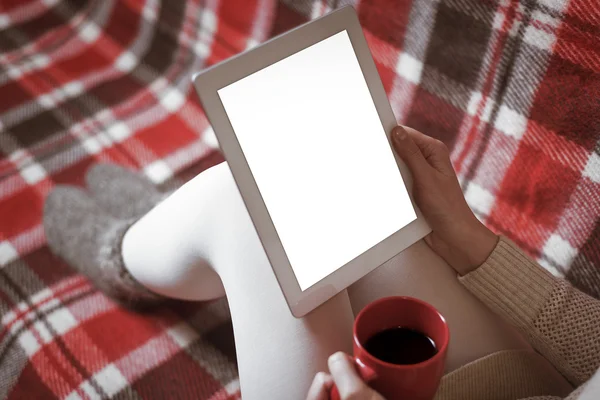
329, 357, 377, 400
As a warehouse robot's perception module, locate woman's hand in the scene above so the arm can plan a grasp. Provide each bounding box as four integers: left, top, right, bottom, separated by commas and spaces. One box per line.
391, 126, 498, 275
306, 352, 385, 400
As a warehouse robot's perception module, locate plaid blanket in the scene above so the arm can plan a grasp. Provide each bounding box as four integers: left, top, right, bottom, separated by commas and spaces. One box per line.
0, 0, 598, 398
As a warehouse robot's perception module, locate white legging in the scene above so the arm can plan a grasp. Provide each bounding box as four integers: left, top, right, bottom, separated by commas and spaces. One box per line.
121, 161, 529, 399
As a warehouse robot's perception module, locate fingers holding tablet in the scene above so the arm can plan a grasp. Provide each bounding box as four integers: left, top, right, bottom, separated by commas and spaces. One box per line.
391, 126, 454, 178
390, 125, 498, 277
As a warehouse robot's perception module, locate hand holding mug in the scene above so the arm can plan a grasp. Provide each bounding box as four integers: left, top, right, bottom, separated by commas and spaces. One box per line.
306, 353, 384, 400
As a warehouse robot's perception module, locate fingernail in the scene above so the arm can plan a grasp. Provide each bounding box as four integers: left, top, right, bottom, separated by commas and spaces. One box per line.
316, 372, 327, 383
392, 126, 407, 141
330, 352, 346, 363
317, 372, 332, 385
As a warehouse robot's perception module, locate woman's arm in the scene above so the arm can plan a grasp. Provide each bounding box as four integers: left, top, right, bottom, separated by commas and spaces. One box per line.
391, 126, 600, 387
460, 236, 600, 386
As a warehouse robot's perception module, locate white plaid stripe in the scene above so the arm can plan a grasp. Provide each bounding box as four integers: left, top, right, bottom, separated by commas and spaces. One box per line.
543, 233, 578, 271
19, 162, 47, 184
172, 0, 204, 55
467, 92, 496, 123
95, 364, 129, 397
8, 224, 45, 262
537, 257, 564, 277
46, 308, 78, 335
492, 8, 507, 31
79, 20, 102, 43
106, 121, 133, 143
115, 333, 183, 382
225, 380, 241, 395
144, 160, 173, 184
185, 4, 217, 58
583, 152, 600, 184
0, 1, 112, 77
166, 321, 201, 348
114, 51, 138, 72
64, 386, 91, 400
3, 143, 37, 185
156, 140, 214, 178
159, 87, 186, 112
17, 330, 42, 357
465, 182, 496, 219
523, 24, 558, 52
66, 364, 129, 400
494, 105, 528, 139
539, 0, 570, 13
141, 2, 158, 22
197, 3, 218, 53
0, 14, 11, 30
30, 287, 53, 305
203, 126, 219, 149
41, 0, 60, 6
2, 278, 88, 358
5, 63, 25, 80
247, 0, 274, 49
389, 0, 440, 122
311, 1, 332, 18
206, 380, 241, 400
396, 53, 423, 85
81, 132, 113, 155
0, 241, 19, 267
68, 291, 115, 322
47, 101, 140, 166
1, 277, 87, 327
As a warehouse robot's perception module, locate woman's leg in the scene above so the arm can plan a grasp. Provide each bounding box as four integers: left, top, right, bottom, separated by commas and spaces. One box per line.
347, 241, 531, 372
122, 162, 354, 399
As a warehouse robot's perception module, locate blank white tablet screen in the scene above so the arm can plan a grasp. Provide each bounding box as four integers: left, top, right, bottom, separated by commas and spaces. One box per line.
218, 30, 416, 291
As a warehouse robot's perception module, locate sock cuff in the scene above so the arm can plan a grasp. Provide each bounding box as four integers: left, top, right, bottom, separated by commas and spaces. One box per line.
98, 219, 163, 307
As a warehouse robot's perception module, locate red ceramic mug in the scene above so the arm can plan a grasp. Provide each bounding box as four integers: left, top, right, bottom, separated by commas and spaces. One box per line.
330, 296, 449, 400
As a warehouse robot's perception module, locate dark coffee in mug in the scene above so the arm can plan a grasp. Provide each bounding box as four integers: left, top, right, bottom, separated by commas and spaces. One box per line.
364, 327, 437, 365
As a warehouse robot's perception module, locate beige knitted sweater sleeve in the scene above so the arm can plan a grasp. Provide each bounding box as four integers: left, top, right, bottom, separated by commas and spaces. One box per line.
451, 236, 600, 400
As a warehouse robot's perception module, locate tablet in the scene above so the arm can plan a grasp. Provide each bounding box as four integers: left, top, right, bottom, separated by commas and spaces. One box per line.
192, 6, 431, 317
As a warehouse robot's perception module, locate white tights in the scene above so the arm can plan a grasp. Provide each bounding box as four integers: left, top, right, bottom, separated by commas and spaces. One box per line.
122, 162, 529, 399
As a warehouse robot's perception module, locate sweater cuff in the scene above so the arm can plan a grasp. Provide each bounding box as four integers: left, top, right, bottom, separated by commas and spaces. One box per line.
459, 236, 558, 329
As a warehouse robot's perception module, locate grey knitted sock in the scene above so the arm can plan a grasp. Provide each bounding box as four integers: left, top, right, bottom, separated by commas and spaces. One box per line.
85, 163, 168, 219
43, 186, 163, 308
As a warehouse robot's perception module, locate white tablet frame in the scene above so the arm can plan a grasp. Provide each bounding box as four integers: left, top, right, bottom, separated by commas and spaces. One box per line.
192, 6, 431, 317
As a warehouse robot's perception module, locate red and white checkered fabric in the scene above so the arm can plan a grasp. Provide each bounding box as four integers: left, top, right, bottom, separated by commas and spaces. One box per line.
0, 0, 599, 398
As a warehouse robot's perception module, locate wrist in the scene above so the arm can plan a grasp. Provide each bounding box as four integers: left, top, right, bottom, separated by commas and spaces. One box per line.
456, 220, 499, 276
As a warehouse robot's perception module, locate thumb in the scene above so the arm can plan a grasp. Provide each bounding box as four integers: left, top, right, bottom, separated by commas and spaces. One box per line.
391, 126, 429, 176
328, 353, 370, 399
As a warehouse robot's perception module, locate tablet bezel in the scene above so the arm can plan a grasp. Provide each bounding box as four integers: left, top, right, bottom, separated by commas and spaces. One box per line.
192, 6, 431, 317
